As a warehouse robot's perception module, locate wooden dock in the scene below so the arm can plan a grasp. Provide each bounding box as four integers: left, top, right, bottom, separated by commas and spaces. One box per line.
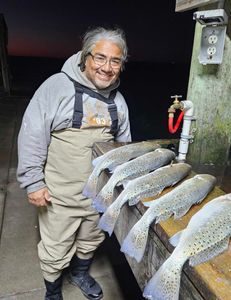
93, 140, 231, 300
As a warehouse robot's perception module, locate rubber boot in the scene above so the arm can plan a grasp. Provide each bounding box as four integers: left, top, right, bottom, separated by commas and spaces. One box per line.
68, 256, 103, 300
44, 275, 63, 300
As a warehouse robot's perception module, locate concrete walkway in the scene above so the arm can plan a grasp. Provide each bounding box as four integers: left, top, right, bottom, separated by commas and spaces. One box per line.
0, 95, 143, 300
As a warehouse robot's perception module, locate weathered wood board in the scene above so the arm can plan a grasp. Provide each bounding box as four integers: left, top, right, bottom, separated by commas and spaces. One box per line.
175, 0, 219, 12
93, 140, 231, 300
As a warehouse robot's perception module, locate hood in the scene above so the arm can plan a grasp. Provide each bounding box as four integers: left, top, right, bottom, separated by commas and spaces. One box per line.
61, 51, 120, 96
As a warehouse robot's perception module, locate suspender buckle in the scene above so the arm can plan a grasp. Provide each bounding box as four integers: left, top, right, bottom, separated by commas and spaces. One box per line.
72, 111, 83, 128
108, 103, 117, 112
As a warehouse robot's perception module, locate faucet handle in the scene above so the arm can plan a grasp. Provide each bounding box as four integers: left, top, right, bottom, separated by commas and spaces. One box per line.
171, 95, 182, 99
171, 95, 182, 104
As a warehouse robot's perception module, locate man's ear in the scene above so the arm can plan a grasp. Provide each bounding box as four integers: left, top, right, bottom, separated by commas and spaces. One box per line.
78, 62, 85, 72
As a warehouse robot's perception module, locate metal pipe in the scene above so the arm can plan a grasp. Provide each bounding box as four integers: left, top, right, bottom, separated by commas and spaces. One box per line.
217, 0, 225, 9
177, 101, 194, 162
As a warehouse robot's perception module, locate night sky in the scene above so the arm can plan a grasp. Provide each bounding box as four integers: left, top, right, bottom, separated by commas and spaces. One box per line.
1, 0, 196, 63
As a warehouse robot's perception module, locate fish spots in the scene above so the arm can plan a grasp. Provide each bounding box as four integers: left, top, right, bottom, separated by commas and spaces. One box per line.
143, 194, 231, 300
133, 230, 148, 249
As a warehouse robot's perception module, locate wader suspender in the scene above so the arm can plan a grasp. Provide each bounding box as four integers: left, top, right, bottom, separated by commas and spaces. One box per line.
62, 72, 119, 135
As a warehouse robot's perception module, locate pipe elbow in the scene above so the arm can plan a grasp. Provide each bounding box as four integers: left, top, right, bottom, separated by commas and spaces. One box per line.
181, 100, 194, 116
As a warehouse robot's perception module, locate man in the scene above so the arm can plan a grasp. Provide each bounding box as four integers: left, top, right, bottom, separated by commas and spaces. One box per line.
17, 27, 131, 300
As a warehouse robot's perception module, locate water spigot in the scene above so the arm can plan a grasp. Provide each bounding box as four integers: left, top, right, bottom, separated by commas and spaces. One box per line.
168, 96, 181, 114
171, 95, 182, 102
170, 95, 183, 110
168, 95, 185, 134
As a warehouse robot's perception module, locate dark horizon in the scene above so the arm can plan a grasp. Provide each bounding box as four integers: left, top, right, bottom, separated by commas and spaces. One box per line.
1, 0, 195, 63
6, 55, 190, 143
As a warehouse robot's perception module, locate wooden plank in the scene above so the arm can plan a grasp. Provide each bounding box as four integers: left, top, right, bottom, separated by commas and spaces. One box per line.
175, 0, 219, 12
93, 140, 231, 300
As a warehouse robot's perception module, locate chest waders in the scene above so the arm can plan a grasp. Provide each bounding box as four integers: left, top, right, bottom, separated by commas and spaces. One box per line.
38, 75, 118, 282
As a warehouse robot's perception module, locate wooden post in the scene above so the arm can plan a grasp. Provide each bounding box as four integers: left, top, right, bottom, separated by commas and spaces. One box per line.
0, 14, 10, 94
186, 0, 231, 184
175, 0, 219, 12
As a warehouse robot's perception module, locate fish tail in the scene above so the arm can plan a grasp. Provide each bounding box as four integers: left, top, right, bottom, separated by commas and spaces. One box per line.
120, 219, 150, 262
128, 197, 140, 206
82, 181, 97, 198
143, 255, 184, 300
98, 202, 121, 236
82, 177, 98, 199
92, 187, 114, 213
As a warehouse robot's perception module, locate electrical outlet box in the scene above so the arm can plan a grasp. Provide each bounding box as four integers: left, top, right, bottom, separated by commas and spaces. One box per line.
193, 9, 228, 26
199, 25, 226, 64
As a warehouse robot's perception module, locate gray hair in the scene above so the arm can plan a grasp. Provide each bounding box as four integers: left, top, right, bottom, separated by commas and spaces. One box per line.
79, 27, 128, 71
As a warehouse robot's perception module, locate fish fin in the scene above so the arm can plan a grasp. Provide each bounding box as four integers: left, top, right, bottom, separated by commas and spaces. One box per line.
196, 194, 207, 204
143, 256, 183, 300
108, 165, 117, 173
92, 155, 104, 167
189, 237, 230, 267
122, 180, 131, 189
169, 230, 185, 247
121, 219, 150, 263
142, 200, 155, 207
128, 196, 141, 206
158, 187, 165, 195
155, 212, 172, 223
82, 160, 105, 199
92, 188, 114, 213
171, 180, 180, 187
82, 175, 98, 199
174, 205, 191, 219
98, 203, 121, 236
92, 197, 111, 213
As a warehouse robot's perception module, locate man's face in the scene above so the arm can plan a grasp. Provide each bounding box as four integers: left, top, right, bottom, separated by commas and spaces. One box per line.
84, 40, 122, 90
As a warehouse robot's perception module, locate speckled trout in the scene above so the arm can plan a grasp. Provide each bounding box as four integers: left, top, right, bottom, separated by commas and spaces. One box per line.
98, 163, 191, 236
82, 141, 160, 199
93, 148, 176, 213
143, 193, 231, 300
121, 174, 216, 263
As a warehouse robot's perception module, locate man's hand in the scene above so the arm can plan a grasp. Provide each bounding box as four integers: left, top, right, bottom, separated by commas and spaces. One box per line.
28, 187, 51, 207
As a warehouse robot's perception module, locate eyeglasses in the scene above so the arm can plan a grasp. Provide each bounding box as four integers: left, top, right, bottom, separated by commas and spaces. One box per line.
88, 53, 122, 69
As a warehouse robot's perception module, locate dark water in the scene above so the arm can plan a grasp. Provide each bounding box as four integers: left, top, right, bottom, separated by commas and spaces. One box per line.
8, 55, 189, 142
5, 56, 230, 193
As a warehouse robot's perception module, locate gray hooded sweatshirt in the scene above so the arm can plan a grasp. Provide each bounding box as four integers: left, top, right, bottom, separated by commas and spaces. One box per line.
17, 52, 131, 194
